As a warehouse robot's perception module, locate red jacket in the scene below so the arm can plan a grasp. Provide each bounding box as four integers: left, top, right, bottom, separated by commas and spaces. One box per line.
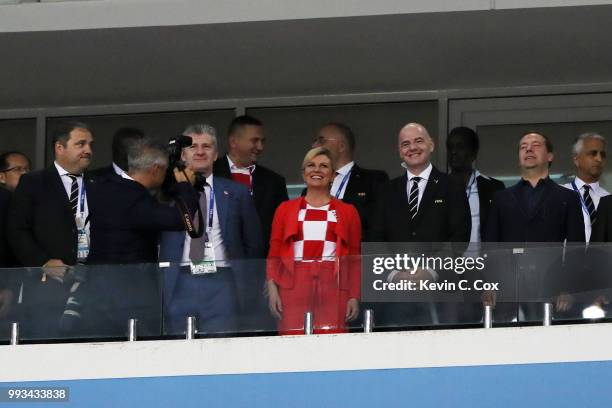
266, 197, 362, 300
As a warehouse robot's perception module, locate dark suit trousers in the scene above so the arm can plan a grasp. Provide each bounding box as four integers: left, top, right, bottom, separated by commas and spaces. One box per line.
164, 266, 238, 336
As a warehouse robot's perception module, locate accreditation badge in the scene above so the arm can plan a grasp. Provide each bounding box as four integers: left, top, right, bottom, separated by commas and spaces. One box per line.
75, 216, 89, 262
190, 242, 217, 275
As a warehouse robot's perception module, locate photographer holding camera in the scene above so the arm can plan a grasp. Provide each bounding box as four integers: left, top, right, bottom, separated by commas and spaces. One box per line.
160, 124, 263, 336
80, 137, 200, 337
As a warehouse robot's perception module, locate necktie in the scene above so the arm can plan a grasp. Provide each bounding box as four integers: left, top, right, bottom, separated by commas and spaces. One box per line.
189, 183, 210, 261
408, 176, 421, 219
583, 185, 597, 225
67, 174, 79, 216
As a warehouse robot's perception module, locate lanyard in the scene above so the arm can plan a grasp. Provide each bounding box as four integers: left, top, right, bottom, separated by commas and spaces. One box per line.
205, 185, 215, 239
571, 180, 591, 215
334, 170, 351, 199
79, 179, 87, 216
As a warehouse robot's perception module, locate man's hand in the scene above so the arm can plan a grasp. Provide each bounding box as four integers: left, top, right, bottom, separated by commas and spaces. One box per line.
0, 289, 14, 318
345, 298, 359, 322
266, 280, 283, 320
556, 293, 574, 312
42, 259, 68, 280
174, 167, 196, 185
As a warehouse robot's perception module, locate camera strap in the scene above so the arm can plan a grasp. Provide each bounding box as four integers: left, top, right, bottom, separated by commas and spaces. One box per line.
175, 197, 205, 239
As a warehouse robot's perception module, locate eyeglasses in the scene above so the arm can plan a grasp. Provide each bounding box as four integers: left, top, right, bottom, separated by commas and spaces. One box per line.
313, 136, 337, 144
1, 166, 30, 174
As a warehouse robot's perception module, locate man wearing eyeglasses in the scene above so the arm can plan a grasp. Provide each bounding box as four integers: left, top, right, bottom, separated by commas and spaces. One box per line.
0, 151, 31, 329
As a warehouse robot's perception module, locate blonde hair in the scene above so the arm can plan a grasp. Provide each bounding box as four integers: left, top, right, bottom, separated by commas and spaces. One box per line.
302, 147, 336, 172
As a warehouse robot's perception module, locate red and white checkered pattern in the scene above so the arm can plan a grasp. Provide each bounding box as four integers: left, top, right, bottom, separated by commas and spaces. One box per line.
293, 201, 337, 261
230, 164, 255, 192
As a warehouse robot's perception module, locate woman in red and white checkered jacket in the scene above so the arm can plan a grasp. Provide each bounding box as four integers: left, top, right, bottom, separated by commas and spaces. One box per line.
266, 147, 361, 335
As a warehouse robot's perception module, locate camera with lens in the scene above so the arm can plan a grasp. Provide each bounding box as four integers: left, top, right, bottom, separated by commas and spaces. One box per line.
163, 135, 206, 194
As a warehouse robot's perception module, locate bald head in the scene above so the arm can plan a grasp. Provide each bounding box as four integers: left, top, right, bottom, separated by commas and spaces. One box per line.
398, 122, 434, 174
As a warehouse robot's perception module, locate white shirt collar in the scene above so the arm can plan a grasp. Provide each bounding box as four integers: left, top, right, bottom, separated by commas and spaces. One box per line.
112, 162, 125, 176
121, 172, 135, 181
336, 161, 354, 176
404, 162, 433, 181
206, 174, 214, 188
226, 154, 256, 172
54, 161, 80, 177
574, 176, 600, 191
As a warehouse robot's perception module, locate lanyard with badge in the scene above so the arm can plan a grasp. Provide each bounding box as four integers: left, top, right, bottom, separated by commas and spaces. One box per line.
75, 180, 89, 263
334, 170, 351, 199
190, 185, 217, 275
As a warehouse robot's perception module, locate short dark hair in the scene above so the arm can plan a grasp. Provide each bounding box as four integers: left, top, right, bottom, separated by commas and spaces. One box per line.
520, 131, 554, 153
325, 122, 356, 152
0, 151, 30, 172
51, 121, 91, 147
227, 115, 263, 137
447, 126, 479, 154
112, 127, 145, 171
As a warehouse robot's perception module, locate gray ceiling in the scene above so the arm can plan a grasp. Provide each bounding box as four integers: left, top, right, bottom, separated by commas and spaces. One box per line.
1, 5, 612, 110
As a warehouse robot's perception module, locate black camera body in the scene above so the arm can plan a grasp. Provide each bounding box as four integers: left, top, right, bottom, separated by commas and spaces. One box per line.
163, 135, 206, 194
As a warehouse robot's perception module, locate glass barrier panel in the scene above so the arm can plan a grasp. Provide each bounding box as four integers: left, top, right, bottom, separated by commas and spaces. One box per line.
2, 264, 162, 342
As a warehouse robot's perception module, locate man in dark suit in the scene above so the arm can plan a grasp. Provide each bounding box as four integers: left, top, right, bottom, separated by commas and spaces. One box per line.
312, 122, 389, 241
485, 132, 584, 243
161, 124, 264, 336
213, 115, 287, 255
484, 132, 585, 321
89, 127, 145, 181
372, 123, 471, 244
7, 122, 94, 338
0, 151, 31, 329
371, 123, 471, 327
447, 127, 505, 242
83, 137, 199, 337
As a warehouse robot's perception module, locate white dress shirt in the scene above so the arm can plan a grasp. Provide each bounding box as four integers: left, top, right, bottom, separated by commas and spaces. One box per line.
404, 162, 433, 211
331, 161, 354, 199
181, 175, 229, 267
466, 170, 481, 243
112, 162, 126, 176
54, 161, 89, 223
562, 176, 610, 242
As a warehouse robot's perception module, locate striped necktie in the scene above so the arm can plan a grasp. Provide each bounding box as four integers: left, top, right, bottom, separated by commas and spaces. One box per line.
583, 184, 597, 225
67, 174, 79, 216
408, 176, 421, 219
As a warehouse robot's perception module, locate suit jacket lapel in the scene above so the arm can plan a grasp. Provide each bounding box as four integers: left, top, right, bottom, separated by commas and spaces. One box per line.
47, 166, 73, 218
252, 167, 267, 209
342, 164, 360, 203
282, 197, 303, 242
214, 179, 229, 235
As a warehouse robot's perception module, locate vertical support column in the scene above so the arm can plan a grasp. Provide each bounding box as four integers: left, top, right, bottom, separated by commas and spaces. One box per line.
483, 305, 493, 329
543, 303, 553, 326
10, 322, 19, 345
186, 316, 196, 340
304, 312, 313, 335
128, 318, 138, 342
363, 309, 374, 333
